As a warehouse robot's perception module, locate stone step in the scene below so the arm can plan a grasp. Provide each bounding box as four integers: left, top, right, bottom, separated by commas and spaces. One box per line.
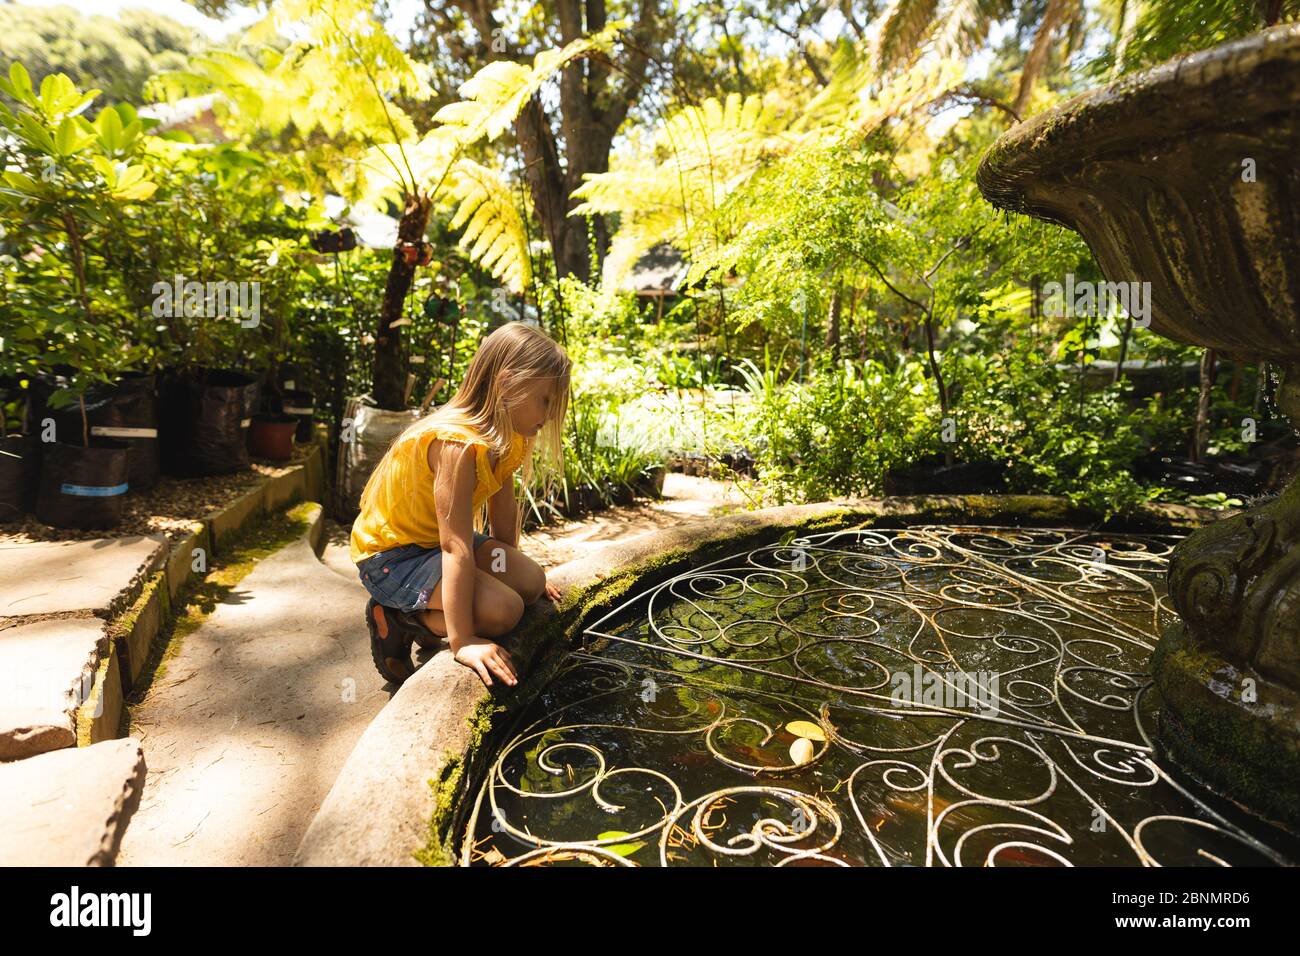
0, 535, 167, 620
0, 618, 107, 760
0, 737, 146, 866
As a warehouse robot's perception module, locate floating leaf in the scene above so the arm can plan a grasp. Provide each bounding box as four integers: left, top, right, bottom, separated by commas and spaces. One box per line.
785, 720, 825, 741
597, 831, 646, 858
789, 737, 815, 766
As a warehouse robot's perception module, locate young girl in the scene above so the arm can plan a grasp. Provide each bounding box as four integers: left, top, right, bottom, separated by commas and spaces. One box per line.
350, 321, 570, 689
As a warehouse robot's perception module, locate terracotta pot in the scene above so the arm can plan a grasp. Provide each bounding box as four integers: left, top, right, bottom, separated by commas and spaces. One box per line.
248, 414, 298, 461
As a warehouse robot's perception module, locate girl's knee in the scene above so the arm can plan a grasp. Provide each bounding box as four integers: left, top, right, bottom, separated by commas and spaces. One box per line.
478, 588, 525, 637
517, 557, 546, 605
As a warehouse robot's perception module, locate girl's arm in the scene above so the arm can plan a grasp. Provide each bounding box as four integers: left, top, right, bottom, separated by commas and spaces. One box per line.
487, 477, 519, 549
431, 439, 479, 653
431, 440, 517, 687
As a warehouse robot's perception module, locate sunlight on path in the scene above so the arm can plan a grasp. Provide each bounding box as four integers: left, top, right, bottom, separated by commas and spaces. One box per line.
522, 474, 748, 569
116, 533, 389, 866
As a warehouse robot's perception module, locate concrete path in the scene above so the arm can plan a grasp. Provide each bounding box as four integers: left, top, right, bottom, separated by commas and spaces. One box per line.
115, 528, 389, 866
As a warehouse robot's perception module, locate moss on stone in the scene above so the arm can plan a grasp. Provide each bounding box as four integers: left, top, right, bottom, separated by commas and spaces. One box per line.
111, 571, 166, 638
76, 650, 116, 747
416, 751, 467, 867
1153, 623, 1300, 833
122, 504, 320, 729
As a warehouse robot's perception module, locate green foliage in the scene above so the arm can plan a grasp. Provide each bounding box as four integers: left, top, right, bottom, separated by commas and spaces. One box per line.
4, 2, 1287, 522
956, 346, 1157, 517
1104, 0, 1300, 75
734, 354, 935, 504
0, 64, 158, 414
0, 5, 195, 109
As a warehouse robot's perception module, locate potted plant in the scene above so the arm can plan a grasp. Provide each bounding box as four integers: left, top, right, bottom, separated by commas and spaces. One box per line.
0, 379, 37, 524
0, 66, 159, 528
140, 150, 313, 476
248, 412, 299, 461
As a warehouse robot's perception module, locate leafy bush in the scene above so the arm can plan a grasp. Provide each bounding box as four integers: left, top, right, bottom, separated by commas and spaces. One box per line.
736, 355, 934, 504
956, 348, 1157, 517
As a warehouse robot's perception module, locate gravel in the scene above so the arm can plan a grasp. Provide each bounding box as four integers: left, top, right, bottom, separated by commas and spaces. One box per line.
0, 445, 313, 546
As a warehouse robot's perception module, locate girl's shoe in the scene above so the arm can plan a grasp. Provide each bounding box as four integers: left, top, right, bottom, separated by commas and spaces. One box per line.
366, 599, 422, 685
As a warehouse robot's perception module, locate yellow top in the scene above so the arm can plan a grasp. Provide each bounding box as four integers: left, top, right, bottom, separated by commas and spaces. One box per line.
349, 424, 528, 564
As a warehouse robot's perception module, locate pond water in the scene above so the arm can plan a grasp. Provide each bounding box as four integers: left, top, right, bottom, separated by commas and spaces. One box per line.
458, 526, 1296, 866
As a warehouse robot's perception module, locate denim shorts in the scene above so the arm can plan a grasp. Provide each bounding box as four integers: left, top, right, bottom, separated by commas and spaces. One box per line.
357, 534, 491, 612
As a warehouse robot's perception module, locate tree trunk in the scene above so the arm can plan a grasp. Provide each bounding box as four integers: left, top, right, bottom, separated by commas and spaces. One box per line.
1114, 315, 1132, 384
1191, 348, 1218, 464
1013, 0, 1073, 117
373, 193, 433, 410
923, 310, 953, 468
448, 0, 662, 284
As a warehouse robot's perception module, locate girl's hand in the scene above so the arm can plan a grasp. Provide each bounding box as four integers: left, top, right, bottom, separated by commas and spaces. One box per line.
454, 638, 518, 688
544, 578, 563, 603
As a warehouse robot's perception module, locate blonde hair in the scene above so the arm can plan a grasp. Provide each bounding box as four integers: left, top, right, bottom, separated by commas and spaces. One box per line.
359, 321, 571, 530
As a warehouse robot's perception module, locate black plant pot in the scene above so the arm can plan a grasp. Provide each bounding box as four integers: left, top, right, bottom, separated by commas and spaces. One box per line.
45, 373, 160, 491
0, 434, 38, 523
35, 440, 130, 530
560, 484, 599, 518
610, 481, 635, 507
280, 388, 315, 444
160, 369, 261, 477
1134, 453, 1268, 497
633, 466, 667, 499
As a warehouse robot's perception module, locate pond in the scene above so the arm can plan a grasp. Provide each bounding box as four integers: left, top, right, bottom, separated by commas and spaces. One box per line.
458, 526, 1296, 866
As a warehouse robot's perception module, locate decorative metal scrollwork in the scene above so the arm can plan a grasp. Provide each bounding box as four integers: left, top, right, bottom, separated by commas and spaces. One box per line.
459, 526, 1293, 867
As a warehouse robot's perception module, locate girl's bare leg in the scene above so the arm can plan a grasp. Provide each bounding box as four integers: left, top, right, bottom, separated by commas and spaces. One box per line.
419, 568, 525, 639
473, 537, 546, 604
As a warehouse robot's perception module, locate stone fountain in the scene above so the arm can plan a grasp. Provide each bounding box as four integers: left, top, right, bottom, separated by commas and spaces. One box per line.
978, 23, 1300, 834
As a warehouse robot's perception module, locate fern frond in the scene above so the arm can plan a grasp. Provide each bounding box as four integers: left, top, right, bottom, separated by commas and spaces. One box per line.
875, 0, 944, 72
851, 56, 966, 135
444, 158, 532, 293
875, 0, 1012, 73
570, 88, 804, 290
433, 19, 630, 147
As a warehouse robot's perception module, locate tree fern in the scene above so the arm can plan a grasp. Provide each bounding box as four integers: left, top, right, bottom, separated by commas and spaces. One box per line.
431, 21, 629, 146
874, 0, 1013, 74
571, 90, 803, 290
575, 51, 964, 293
444, 157, 532, 292
147, 0, 627, 296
